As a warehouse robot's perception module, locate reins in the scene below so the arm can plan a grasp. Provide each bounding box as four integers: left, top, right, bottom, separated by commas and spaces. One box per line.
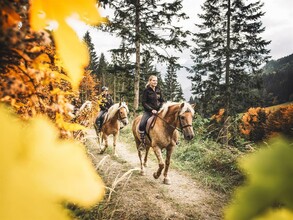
154, 114, 184, 133
154, 106, 194, 133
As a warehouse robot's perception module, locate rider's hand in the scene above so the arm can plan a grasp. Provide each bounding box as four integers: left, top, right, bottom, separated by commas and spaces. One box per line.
151, 109, 157, 115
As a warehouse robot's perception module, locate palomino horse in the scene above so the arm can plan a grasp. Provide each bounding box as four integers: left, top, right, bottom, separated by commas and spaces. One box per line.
132, 102, 195, 184
94, 102, 129, 156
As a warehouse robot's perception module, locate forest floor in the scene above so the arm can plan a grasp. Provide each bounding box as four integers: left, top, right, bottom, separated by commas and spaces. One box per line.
83, 129, 229, 220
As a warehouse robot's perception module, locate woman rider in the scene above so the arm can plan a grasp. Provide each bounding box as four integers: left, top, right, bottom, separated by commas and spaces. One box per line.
138, 75, 165, 150
95, 86, 113, 132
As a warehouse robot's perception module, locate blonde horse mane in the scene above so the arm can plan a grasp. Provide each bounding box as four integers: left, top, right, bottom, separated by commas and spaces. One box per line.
159, 101, 195, 118
105, 102, 129, 122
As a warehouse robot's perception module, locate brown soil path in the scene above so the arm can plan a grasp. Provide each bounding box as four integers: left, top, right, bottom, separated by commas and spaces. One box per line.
84, 129, 228, 220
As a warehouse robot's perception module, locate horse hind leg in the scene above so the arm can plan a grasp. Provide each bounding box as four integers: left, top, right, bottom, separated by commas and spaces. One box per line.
138, 150, 146, 176
143, 146, 150, 167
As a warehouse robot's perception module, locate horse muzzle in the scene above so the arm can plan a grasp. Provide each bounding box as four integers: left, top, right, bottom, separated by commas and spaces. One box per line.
121, 119, 129, 126
183, 127, 194, 141
184, 133, 194, 141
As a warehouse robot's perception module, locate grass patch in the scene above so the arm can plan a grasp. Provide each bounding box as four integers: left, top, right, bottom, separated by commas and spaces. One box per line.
119, 121, 244, 193
172, 138, 244, 192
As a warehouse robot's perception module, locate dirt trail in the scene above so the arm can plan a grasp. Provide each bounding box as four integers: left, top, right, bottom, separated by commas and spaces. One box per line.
84, 129, 227, 220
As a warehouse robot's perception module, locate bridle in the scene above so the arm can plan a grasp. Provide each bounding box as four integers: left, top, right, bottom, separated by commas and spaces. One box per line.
155, 111, 193, 133
118, 106, 128, 121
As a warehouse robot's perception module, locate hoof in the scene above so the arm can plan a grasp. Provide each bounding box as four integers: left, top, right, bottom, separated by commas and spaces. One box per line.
153, 172, 159, 179
163, 178, 171, 185
143, 162, 148, 168
138, 146, 145, 151
141, 170, 145, 176
99, 149, 105, 154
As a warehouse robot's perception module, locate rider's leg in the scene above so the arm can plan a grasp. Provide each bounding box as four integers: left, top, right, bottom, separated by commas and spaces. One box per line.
138, 111, 152, 151
95, 111, 104, 132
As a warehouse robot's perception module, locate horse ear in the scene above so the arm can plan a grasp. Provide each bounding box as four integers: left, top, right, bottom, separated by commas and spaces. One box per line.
180, 102, 185, 109
119, 102, 121, 107
191, 104, 196, 109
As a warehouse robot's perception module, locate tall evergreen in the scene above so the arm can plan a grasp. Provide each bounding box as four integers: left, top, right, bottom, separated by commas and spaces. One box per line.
164, 57, 182, 101
140, 51, 160, 92
100, 0, 190, 113
189, 96, 195, 104
97, 53, 108, 90
174, 84, 184, 101
83, 31, 99, 76
108, 42, 135, 103
190, 0, 270, 117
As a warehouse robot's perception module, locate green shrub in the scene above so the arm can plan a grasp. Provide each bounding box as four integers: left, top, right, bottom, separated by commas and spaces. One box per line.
173, 138, 244, 192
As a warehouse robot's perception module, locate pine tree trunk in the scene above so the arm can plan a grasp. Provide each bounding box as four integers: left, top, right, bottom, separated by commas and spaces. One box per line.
133, 0, 140, 117
224, 0, 231, 146
113, 74, 117, 102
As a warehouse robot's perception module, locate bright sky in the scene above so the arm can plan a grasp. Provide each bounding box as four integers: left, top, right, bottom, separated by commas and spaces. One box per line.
72, 0, 293, 98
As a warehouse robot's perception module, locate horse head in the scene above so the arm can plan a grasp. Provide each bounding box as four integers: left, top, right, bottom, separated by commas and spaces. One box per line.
177, 102, 195, 141
118, 102, 129, 126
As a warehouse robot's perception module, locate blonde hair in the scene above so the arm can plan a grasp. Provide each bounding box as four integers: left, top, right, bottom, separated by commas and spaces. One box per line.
146, 75, 158, 88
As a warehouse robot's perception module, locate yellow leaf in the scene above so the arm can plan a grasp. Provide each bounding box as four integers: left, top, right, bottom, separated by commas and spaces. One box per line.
30, 0, 106, 89
56, 113, 86, 131
254, 209, 293, 220
52, 23, 89, 88
0, 105, 104, 220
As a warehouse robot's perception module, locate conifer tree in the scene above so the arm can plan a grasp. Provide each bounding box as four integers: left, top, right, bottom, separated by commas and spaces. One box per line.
189, 96, 195, 104
83, 31, 99, 76
190, 0, 270, 117
140, 51, 160, 93
100, 0, 190, 113
174, 84, 184, 102
164, 57, 182, 101
97, 53, 108, 89
109, 42, 134, 103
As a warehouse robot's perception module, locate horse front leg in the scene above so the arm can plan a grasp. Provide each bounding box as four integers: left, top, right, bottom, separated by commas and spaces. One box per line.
100, 133, 108, 154
163, 146, 174, 185
153, 146, 164, 179
113, 133, 118, 157
138, 150, 145, 176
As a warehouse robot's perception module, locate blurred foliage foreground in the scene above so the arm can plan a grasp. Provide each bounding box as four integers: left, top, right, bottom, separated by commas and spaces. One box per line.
225, 137, 293, 220
1, 0, 106, 219
0, 105, 104, 220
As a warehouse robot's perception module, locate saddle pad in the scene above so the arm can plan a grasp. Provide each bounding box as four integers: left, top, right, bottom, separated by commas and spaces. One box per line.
145, 115, 157, 134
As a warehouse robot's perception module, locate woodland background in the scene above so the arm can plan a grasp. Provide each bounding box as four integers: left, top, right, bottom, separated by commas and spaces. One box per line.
0, 0, 292, 220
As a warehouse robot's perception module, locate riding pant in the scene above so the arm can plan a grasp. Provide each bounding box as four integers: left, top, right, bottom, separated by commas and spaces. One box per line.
139, 111, 153, 132
95, 110, 107, 128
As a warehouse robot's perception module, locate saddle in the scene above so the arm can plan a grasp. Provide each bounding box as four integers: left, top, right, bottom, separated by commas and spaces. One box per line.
145, 115, 157, 135
95, 112, 108, 132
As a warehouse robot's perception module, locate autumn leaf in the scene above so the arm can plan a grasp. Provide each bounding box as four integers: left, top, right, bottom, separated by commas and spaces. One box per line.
0, 105, 104, 220
1, 6, 21, 30
29, 0, 107, 89
254, 209, 293, 220
56, 113, 86, 131
224, 137, 293, 220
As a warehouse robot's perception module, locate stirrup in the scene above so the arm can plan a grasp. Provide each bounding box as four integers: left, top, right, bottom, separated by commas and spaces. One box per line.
138, 130, 146, 151
138, 142, 146, 151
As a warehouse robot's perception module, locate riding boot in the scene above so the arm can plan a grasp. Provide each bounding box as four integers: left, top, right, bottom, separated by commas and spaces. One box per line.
138, 130, 146, 151
95, 121, 101, 133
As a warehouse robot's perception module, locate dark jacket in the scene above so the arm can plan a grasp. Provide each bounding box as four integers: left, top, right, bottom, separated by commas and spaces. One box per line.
141, 86, 164, 112
100, 94, 113, 111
